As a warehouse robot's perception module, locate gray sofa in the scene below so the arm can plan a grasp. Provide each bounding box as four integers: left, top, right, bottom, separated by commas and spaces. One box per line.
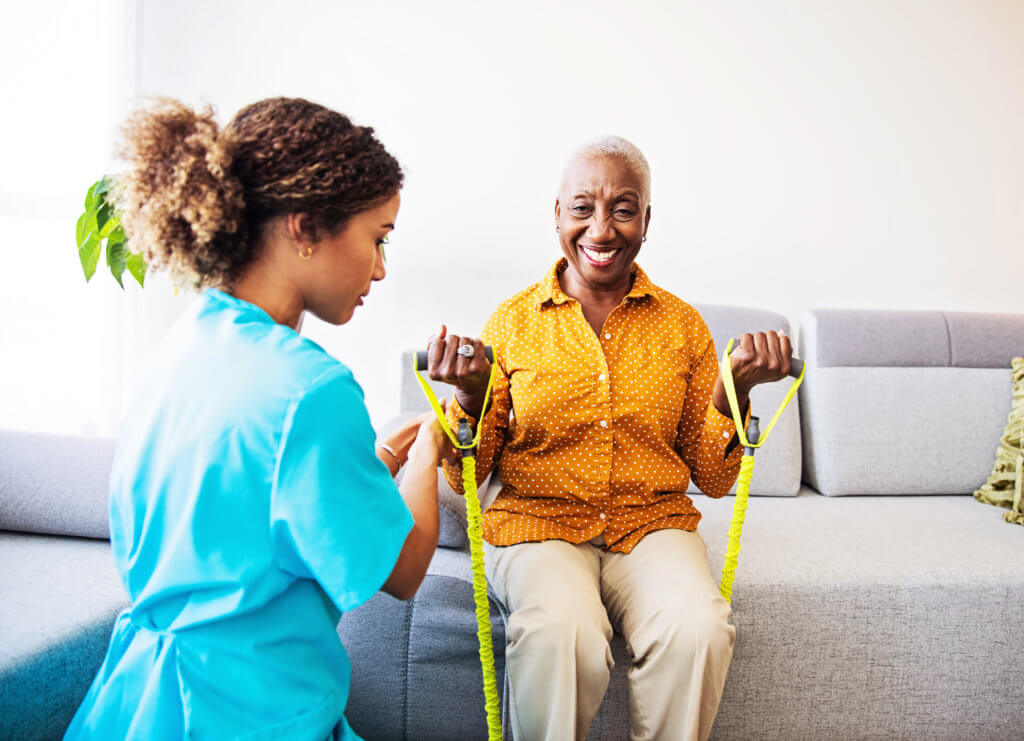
2, 307, 1023, 740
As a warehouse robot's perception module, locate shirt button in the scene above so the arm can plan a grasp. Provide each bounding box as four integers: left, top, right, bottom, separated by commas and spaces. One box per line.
604, 333, 611, 340
600, 420, 608, 428
599, 513, 607, 520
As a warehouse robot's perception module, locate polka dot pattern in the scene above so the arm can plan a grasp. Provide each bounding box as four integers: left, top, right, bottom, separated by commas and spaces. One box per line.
442, 259, 745, 554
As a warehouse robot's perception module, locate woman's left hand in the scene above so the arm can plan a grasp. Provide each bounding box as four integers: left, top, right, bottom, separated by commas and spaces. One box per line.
377, 405, 446, 476
711, 331, 792, 418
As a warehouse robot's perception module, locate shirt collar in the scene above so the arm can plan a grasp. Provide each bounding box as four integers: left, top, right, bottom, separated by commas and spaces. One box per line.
533, 258, 659, 307
205, 288, 276, 324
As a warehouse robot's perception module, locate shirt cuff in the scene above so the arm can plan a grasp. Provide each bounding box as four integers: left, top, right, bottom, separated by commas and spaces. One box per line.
446, 396, 479, 430
707, 401, 751, 460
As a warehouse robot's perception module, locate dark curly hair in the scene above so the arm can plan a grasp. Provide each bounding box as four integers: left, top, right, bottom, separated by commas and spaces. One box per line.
115, 97, 403, 289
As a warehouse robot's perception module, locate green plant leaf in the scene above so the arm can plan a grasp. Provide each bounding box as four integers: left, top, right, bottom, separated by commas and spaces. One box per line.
75, 212, 89, 249
100, 215, 121, 238
95, 176, 113, 197
106, 234, 129, 288
84, 181, 101, 212
95, 202, 113, 235
78, 233, 101, 281
126, 252, 147, 288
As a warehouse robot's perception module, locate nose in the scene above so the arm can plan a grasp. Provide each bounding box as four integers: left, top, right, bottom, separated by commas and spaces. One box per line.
373, 245, 387, 281
584, 209, 615, 243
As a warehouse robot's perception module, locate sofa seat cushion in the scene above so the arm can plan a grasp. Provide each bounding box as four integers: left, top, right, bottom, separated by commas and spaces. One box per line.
339, 547, 508, 739
574, 488, 1024, 738
0, 532, 127, 741
341, 487, 1024, 740
695, 488, 1024, 740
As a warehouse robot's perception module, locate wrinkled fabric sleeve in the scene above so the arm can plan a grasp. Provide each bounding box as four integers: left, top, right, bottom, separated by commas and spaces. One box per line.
270, 365, 413, 612
675, 335, 748, 499
442, 311, 512, 494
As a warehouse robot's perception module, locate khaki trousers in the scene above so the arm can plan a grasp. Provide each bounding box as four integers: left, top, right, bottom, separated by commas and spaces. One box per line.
485, 529, 735, 741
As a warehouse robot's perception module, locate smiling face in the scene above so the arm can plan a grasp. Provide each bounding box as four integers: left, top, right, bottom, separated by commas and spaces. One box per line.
555, 154, 651, 294
302, 191, 400, 325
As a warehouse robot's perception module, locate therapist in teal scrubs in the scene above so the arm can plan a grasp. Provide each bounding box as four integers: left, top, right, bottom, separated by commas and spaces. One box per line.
65, 97, 448, 740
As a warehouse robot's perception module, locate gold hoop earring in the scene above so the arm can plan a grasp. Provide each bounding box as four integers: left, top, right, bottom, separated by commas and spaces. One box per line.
298, 247, 314, 260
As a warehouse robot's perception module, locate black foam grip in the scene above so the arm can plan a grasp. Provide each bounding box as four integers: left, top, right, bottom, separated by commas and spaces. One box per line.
415, 345, 494, 371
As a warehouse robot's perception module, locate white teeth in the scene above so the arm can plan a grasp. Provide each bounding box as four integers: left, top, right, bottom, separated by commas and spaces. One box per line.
582, 247, 619, 263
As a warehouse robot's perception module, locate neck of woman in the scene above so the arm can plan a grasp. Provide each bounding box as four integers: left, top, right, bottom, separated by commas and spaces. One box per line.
558, 263, 635, 311
227, 252, 306, 331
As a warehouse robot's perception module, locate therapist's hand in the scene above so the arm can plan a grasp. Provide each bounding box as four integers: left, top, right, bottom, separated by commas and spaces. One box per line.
408, 410, 454, 468
378, 407, 445, 475
426, 325, 492, 418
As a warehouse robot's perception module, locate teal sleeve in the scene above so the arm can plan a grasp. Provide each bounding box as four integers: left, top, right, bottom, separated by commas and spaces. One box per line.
270, 365, 413, 612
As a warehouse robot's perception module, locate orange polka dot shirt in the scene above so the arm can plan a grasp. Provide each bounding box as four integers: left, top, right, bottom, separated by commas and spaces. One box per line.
442, 259, 748, 554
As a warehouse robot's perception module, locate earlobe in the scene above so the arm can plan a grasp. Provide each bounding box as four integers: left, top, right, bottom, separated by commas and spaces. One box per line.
289, 213, 318, 260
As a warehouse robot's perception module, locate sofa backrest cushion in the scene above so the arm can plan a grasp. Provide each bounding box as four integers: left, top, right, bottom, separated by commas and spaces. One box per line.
0, 430, 115, 539
400, 303, 803, 497
798, 309, 1024, 496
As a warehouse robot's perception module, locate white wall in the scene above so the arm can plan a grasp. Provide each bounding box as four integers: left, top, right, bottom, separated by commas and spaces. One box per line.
9, 0, 1023, 432
0, 0, 136, 434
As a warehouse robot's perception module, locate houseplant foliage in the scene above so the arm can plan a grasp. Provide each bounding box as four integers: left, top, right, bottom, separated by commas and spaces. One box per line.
75, 176, 147, 288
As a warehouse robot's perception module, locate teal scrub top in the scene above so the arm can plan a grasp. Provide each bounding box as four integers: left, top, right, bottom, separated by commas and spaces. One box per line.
64, 289, 413, 740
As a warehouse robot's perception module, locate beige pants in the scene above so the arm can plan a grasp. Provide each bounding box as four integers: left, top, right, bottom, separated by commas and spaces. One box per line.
485, 529, 735, 741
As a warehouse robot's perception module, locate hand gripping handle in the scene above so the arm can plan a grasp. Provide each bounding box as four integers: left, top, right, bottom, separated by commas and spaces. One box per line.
415, 346, 494, 371
727, 337, 804, 378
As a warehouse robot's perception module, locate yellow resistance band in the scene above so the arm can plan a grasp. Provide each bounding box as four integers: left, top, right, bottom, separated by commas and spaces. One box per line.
413, 361, 502, 741
717, 339, 805, 604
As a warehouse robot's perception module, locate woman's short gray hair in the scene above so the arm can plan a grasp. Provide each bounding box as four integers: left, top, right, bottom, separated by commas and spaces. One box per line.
564, 135, 652, 203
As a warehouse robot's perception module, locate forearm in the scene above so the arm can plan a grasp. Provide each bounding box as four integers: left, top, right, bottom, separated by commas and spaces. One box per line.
375, 445, 400, 477
376, 421, 422, 478
382, 444, 439, 600
454, 389, 488, 420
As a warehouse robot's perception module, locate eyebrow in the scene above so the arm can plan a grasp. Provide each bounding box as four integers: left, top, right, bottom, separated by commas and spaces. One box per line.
572, 189, 640, 199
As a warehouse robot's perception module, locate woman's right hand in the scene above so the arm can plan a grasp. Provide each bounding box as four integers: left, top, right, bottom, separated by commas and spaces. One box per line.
426, 324, 492, 418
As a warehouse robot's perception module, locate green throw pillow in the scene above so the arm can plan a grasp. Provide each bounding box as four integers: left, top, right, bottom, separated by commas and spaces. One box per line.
974, 357, 1024, 526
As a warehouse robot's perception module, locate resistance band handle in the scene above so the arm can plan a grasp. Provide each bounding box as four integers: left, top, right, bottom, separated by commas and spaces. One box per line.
458, 418, 475, 457
726, 337, 804, 378
415, 345, 494, 371
745, 416, 761, 449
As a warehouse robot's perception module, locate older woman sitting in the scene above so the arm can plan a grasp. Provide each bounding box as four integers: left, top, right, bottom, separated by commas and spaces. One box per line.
426, 136, 792, 741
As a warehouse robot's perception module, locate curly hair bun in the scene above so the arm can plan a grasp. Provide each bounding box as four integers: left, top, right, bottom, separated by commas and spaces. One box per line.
116, 97, 403, 289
